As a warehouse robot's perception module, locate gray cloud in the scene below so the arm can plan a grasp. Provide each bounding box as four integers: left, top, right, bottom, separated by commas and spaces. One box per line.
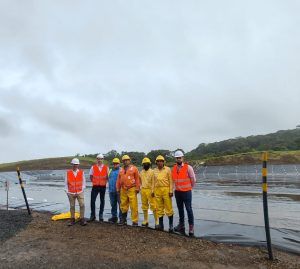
0, 0, 299, 162
0, 116, 14, 137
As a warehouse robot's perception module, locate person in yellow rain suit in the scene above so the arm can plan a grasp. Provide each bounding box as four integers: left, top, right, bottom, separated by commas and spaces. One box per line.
153, 155, 174, 232
140, 157, 158, 228
116, 155, 140, 226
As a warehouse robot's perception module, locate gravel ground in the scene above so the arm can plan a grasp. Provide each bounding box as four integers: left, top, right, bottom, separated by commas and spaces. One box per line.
0, 210, 32, 242
0, 210, 299, 269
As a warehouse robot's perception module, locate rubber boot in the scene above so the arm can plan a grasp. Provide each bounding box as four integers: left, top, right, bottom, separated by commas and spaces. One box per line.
174, 222, 186, 235
189, 224, 194, 237
153, 210, 159, 229
168, 215, 174, 233
68, 218, 75, 226
142, 210, 149, 227
118, 212, 127, 226
158, 217, 164, 231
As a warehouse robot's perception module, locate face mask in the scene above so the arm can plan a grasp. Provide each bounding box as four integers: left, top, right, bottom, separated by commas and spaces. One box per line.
143, 164, 150, 170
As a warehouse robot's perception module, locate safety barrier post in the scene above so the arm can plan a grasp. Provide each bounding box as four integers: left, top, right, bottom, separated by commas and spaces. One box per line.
16, 167, 31, 215
262, 152, 273, 260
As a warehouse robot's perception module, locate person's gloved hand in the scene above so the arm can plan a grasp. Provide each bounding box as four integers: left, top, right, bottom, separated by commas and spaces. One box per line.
136, 190, 140, 194
169, 192, 173, 197
151, 192, 155, 197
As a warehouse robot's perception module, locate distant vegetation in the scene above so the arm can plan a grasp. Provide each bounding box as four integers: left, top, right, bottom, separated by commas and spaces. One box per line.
188, 150, 300, 166
86, 128, 300, 163
186, 128, 300, 160
0, 157, 95, 172
84, 149, 184, 166
0, 129, 300, 171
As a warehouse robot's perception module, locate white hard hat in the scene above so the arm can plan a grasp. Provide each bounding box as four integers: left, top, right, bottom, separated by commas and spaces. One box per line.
97, 154, 104, 159
71, 158, 80, 165
174, 150, 184, 158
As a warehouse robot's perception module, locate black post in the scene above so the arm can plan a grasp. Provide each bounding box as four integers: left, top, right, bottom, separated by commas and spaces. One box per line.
262, 152, 273, 260
17, 167, 31, 215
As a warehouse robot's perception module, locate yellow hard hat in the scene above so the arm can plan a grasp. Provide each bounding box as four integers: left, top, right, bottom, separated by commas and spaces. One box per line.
112, 158, 120, 164
122, 155, 130, 161
142, 157, 151, 164
155, 155, 165, 162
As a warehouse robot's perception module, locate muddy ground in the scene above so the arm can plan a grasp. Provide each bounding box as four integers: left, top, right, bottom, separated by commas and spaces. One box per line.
0, 210, 299, 269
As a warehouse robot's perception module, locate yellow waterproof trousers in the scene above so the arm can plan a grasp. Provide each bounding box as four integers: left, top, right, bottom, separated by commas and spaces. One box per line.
155, 187, 174, 218
141, 188, 156, 211
120, 187, 138, 223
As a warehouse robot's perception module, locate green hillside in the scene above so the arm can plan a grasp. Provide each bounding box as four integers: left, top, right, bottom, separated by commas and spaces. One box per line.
186, 128, 300, 160
1, 128, 300, 171
0, 156, 96, 172
189, 150, 300, 166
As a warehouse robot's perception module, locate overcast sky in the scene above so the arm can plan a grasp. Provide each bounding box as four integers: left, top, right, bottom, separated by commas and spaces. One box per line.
0, 0, 299, 163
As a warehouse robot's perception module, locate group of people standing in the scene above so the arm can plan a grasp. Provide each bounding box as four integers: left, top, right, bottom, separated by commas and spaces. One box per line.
65, 150, 196, 236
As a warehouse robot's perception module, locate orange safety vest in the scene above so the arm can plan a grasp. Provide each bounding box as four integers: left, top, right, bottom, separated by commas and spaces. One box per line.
67, 170, 84, 194
92, 164, 108, 186
118, 165, 139, 190
172, 163, 192, 192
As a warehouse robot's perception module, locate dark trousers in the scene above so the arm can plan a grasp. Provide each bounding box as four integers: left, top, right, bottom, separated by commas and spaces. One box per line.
109, 192, 122, 219
90, 186, 106, 219
175, 190, 194, 225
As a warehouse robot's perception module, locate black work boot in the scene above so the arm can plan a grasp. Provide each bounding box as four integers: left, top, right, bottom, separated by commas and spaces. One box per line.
108, 216, 118, 224
87, 216, 96, 223
80, 218, 87, 226
174, 222, 186, 235
118, 213, 127, 226
168, 215, 174, 233
68, 218, 76, 226
158, 217, 164, 231
189, 224, 194, 237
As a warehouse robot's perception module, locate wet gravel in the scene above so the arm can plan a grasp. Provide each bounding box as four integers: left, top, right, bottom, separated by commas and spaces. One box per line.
0, 210, 32, 243
0, 210, 299, 269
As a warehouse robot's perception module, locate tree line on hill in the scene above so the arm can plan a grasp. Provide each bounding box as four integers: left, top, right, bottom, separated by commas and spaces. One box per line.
84, 149, 185, 165
82, 128, 300, 163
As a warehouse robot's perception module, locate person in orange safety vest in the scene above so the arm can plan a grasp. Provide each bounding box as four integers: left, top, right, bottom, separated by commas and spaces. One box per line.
88, 154, 109, 222
65, 158, 87, 226
116, 155, 140, 226
172, 150, 196, 236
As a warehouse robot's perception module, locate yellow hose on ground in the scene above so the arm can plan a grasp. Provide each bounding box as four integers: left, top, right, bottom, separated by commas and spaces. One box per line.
51, 212, 80, 221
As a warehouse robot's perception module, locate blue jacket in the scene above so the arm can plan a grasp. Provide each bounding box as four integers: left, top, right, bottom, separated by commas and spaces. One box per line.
108, 167, 120, 193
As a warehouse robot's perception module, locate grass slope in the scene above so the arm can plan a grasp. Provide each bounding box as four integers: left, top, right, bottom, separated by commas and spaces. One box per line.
189, 150, 300, 166
0, 156, 97, 172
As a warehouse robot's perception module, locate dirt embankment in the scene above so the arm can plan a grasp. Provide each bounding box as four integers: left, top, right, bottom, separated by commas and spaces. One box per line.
0, 210, 299, 269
